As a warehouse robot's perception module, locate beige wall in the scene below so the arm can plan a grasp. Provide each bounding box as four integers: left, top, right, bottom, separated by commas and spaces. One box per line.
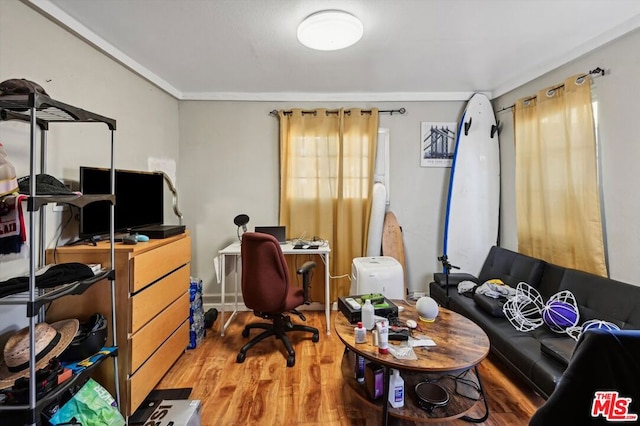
0, 1, 179, 332
178, 100, 465, 300
494, 28, 640, 285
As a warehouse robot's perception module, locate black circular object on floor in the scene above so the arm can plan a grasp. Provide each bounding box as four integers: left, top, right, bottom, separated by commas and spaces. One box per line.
415, 382, 449, 413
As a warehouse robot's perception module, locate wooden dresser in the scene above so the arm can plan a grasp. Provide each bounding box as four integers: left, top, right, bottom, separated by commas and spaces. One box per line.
46, 233, 191, 417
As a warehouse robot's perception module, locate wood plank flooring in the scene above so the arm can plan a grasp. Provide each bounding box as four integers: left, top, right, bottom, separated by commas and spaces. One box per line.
156, 311, 544, 425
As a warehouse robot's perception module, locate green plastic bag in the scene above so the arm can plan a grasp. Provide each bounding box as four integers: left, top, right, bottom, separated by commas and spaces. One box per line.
49, 378, 125, 426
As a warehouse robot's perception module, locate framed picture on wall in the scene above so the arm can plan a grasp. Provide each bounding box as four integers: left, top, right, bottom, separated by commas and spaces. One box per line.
420, 121, 457, 167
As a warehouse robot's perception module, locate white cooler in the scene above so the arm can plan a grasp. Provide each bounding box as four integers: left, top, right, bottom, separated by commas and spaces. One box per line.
351, 256, 404, 300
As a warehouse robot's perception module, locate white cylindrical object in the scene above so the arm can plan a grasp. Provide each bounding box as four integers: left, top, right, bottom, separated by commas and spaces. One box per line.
362, 299, 375, 330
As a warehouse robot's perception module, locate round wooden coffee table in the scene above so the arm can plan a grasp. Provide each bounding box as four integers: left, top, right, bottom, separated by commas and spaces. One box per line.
335, 300, 490, 424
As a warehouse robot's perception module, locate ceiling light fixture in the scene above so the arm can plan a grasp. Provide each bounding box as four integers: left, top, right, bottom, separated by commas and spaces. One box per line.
297, 10, 363, 51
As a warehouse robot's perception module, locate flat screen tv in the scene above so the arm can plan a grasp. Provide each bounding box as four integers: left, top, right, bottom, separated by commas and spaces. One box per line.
79, 166, 164, 238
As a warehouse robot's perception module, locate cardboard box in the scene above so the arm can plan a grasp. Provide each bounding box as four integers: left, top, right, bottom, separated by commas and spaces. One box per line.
145, 400, 201, 426
338, 295, 398, 324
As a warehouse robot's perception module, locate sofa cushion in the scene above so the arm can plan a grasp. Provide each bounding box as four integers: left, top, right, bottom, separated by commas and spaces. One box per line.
539, 337, 576, 367
473, 293, 506, 317
477, 246, 546, 288
559, 269, 640, 329
536, 263, 567, 300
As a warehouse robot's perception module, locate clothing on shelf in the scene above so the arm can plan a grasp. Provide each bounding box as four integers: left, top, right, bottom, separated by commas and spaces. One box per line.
0, 195, 26, 255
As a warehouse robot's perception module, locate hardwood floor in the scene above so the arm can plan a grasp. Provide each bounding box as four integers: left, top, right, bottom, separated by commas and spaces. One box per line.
156, 311, 544, 425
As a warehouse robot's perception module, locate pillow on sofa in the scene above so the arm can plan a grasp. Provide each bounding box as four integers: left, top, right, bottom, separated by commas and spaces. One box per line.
540, 337, 577, 367
473, 293, 507, 317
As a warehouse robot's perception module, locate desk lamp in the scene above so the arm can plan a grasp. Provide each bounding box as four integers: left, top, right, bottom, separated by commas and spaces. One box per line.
234, 214, 250, 242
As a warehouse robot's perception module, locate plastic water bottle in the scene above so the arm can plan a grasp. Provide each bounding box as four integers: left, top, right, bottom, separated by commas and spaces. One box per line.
355, 354, 365, 383
388, 369, 405, 408
362, 299, 375, 330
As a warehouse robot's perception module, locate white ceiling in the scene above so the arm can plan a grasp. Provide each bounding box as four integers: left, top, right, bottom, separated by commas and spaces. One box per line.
29, 0, 640, 101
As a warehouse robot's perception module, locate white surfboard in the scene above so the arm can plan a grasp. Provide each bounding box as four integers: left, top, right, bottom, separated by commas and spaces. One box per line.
366, 182, 387, 257
443, 93, 500, 276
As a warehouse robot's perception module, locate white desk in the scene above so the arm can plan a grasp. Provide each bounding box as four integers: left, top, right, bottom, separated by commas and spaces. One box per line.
218, 241, 331, 336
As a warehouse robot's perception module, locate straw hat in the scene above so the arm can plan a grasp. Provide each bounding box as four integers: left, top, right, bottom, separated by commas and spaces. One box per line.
0, 319, 79, 389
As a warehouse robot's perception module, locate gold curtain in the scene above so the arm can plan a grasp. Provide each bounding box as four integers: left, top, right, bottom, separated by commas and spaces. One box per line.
279, 108, 379, 301
515, 75, 607, 276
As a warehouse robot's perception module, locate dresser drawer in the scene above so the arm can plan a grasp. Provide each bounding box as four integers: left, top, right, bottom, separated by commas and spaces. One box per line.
129, 291, 189, 374
127, 319, 189, 415
130, 236, 191, 293
130, 265, 190, 334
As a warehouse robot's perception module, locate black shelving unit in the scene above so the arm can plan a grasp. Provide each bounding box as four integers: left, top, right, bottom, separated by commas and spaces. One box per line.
0, 92, 119, 425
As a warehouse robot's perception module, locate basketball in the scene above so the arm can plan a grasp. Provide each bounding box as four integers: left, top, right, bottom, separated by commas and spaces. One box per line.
542, 300, 579, 332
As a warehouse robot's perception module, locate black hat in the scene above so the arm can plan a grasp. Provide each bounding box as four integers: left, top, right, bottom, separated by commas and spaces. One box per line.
17, 174, 75, 195
0, 79, 48, 96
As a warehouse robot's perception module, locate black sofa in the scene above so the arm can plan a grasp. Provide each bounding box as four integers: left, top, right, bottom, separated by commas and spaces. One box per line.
429, 246, 640, 399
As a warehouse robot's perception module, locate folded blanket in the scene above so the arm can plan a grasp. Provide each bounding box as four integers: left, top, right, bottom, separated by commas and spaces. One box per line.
457, 280, 477, 294
476, 281, 516, 299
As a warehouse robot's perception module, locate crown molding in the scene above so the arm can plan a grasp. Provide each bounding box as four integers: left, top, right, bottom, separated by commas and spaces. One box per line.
180, 91, 485, 102
26, 0, 182, 99
493, 13, 640, 98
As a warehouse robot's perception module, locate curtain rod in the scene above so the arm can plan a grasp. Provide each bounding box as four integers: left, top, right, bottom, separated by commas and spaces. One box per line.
495, 67, 606, 114
269, 107, 406, 117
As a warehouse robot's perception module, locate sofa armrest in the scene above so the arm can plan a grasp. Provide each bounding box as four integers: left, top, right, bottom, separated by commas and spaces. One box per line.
433, 272, 479, 287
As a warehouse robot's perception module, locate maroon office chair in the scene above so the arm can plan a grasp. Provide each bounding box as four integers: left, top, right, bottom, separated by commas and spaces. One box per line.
236, 232, 320, 367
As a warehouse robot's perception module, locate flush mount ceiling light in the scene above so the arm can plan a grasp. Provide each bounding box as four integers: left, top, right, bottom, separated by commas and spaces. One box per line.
297, 10, 363, 51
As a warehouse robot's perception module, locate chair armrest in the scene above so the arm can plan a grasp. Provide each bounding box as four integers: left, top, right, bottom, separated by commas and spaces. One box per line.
296, 261, 317, 303
297, 261, 317, 275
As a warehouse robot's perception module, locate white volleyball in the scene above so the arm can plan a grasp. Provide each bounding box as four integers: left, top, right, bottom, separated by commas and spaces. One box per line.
416, 296, 439, 322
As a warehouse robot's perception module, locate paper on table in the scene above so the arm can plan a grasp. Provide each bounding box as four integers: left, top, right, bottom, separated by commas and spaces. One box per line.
409, 337, 437, 347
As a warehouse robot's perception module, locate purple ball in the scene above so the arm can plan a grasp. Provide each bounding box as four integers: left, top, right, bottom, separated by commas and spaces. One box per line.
542, 300, 578, 332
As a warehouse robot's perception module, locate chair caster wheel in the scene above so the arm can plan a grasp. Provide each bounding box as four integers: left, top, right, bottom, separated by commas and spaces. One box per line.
237, 352, 246, 363
287, 356, 295, 367
242, 328, 250, 338
312, 333, 319, 342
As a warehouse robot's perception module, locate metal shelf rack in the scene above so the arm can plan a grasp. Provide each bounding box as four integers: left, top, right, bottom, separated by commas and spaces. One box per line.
0, 92, 119, 425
